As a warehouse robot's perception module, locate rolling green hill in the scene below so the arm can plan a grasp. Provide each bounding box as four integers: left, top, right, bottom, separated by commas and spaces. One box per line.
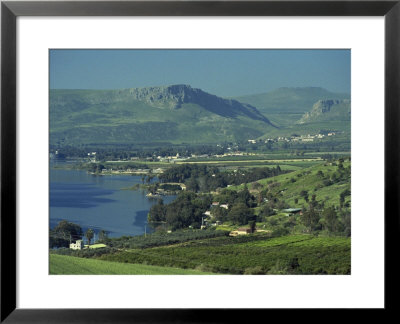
50, 85, 276, 146
231, 159, 351, 208
235, 87, 350, 126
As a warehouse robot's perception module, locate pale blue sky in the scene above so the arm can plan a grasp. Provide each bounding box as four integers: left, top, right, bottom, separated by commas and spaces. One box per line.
50, 49, 350, 97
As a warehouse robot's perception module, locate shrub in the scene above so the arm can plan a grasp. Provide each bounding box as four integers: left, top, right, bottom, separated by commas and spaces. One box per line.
244, 266, 265, 275
271, 227, 289, 237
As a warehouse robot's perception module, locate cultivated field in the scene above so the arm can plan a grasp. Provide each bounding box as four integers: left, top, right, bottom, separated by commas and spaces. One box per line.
98, 234, 351, 274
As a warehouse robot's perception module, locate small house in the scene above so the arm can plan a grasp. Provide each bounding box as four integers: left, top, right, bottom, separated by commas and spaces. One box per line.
69, 240, 84, 250
283, 208, 302, 215
237, 228, 252, 235
229, 228, 252, 236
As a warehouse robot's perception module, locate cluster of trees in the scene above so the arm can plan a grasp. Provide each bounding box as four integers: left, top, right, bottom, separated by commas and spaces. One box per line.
87, 163, 105, 173
49, 220, 83, 248
322, 160, 351, 187
148, 187, 260, 229
210, 187, 258, 225
49, 220, 108, 248
159, 164, 286, 193
299, 204, 351, 236
148, 192, 213, 230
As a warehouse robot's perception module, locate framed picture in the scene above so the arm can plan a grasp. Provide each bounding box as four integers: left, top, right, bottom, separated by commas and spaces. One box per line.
1, 0, 399, 322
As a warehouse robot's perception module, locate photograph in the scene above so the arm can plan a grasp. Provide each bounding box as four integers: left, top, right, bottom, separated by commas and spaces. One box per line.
48, 49, 351, 275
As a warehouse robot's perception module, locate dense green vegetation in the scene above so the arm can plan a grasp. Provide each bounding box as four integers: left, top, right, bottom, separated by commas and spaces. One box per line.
146, 157, 350, 236
97, 234, 350, 274
106, 229, 228, 249
158, 164, 287, 192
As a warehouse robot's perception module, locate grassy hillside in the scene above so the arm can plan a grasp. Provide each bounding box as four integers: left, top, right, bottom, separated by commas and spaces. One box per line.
231, 159, 351, 208
50, 86, 275, 146
49, 254, 214, 274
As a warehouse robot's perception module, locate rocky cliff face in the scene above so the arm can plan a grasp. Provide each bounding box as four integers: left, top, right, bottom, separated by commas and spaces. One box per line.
122, 84, 191, 109
113, 84, 272, 123
298, 99, 351, 123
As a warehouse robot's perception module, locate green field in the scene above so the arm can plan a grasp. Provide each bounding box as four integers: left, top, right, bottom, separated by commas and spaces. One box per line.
49, 254, 215, 275
98, 234, 351, 275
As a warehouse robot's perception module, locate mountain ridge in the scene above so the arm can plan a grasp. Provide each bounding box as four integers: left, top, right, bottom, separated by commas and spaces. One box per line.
234, 86, 350, 113
50, 85, 275, 145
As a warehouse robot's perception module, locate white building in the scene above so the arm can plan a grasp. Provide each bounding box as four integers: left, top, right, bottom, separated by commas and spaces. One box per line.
70, 240, 84, 250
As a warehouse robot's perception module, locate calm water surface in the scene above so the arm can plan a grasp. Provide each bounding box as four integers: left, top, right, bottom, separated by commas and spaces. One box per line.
50, 168, 175, 237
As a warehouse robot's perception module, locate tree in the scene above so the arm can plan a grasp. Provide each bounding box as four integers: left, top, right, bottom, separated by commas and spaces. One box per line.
300, 207, 320, 232
237, 187, 255, 207
85, 228, 94, 245
213, 206, 228, 222
342, 210, 351, 237
323, 206, 338, 232
148, 199, 166, 223
340, 188, 351, 208
228, 203, 255, 225
50, 220, 83, 248
300, 190, 309, 203
249, 220, 256, 233
259, 204, 275, 219
53, 220, 83, 238
309, 194, 318, 208
186, 177, 199, 192
98, 229, 109, 242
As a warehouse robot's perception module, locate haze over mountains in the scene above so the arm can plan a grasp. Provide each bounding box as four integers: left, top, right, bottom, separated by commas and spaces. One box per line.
50, 85, 350, 146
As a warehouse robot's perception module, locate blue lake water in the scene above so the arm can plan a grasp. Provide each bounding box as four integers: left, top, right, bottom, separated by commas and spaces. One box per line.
50, 168, 175, 238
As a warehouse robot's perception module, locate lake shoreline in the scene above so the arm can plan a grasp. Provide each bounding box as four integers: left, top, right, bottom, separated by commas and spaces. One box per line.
50, 168, 176, 238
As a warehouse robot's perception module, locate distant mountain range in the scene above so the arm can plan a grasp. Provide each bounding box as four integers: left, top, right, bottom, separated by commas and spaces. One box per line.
50, 85, 351, 146
50, 85, 275, 145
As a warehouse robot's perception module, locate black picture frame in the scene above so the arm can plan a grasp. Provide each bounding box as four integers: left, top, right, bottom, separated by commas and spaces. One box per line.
1, 0, 399, 322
